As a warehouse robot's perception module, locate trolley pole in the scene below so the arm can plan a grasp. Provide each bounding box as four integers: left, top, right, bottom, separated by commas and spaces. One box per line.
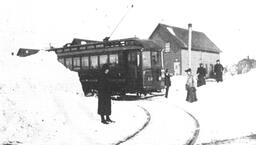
188, 23, 192, 69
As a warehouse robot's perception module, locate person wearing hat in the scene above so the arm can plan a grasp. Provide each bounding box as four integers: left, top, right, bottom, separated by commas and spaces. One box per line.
196, 63, 207, 87
164, 69, 171, 98
185, 68, 197, 103
214, 59, 224, 83
97, 63, 114, 124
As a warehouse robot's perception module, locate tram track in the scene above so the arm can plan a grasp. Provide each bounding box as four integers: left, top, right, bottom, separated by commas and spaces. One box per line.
113, 95, 200, 145
184, 110, 200, 145
113, 105, 151, 145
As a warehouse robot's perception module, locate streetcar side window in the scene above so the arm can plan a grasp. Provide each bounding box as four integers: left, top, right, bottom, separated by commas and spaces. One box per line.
65, 57, 72, 69
99, 55, 108, 68
142, 51, 151, 68
81, 56, 89, 69
90, 55, 98, 69
109, 54, 118, 66
73, 57, 81, 70
80, 46, 86, 50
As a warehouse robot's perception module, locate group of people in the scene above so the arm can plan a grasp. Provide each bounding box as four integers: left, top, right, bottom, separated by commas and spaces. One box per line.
97, 60, 224, 124
165, 59, 224, 103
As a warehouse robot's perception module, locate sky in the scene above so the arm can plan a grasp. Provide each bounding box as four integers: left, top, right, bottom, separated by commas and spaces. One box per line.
1, 0, 256, 64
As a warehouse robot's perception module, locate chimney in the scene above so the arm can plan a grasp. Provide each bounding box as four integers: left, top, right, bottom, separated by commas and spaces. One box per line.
188, 23, 192, 68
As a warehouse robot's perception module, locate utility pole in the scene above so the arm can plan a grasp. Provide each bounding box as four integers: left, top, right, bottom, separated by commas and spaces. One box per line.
188, 23, 192, 68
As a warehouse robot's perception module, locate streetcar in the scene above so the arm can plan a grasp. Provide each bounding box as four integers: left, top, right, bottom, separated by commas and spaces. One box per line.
51, 37, 165, 96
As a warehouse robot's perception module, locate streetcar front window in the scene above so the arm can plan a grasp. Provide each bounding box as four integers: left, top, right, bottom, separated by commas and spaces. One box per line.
142, 51, 151, 68
152, 51, 161, 67
58, 58, 64, 65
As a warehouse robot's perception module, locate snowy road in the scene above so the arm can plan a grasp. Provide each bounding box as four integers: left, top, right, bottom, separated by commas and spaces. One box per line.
115, 97, 199, 145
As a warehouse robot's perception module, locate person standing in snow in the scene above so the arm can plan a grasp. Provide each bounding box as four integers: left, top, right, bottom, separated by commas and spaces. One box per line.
196, 63, 207, 87
214, 59, 224, 83
185, 68, 197, 103
97, 64, 114, 124
164, 69, 171, 98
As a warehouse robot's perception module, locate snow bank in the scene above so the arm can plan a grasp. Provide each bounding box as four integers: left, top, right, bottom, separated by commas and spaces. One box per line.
0, 51, 81, 94
0, 51, 85, 145
0, 51, 151, 145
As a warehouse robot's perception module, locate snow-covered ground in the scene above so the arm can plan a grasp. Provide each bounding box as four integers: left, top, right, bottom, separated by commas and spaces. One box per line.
0, 51, 256, 145
168, 71, 256, 144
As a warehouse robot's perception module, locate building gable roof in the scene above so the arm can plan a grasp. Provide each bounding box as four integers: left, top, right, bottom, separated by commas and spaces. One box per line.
150, 23, 221, 53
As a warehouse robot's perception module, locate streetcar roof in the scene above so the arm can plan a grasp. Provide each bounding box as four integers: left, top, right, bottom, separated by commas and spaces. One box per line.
49, 38, 163, 55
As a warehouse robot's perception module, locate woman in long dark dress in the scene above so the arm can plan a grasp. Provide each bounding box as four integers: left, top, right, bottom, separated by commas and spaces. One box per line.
196, 63, 206, 87
214, 59, 224, 83
97, 64, 114, 124
185, 68, 197, 103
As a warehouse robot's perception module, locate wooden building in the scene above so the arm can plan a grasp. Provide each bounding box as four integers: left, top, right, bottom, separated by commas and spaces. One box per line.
149, 23, 221, 77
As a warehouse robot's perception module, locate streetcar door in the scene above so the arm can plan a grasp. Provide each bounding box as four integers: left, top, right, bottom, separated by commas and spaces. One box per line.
126, 51, 140, 91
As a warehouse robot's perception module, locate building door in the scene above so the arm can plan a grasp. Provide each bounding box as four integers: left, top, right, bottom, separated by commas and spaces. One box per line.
174, 62, 180, 75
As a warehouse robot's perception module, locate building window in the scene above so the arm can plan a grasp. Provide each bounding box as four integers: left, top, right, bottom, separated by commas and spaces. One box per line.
165, 42, 170, 52
73, 57, 80, 70
65, 57, 72, 69
81, 56, 89, 69
90, 56, 98, 69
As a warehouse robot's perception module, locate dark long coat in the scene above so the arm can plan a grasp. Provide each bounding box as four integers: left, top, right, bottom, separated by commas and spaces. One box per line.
97, 72, 112, 115
164, 73, 171, 98
214, 63, 224, 82
196, 67, 206, 87
165, 73, 171, 87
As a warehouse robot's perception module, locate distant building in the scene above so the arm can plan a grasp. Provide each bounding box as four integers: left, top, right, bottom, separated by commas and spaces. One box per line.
17, 48, 39, 57
149, 23, 221, 77
237, 56, 256, 74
